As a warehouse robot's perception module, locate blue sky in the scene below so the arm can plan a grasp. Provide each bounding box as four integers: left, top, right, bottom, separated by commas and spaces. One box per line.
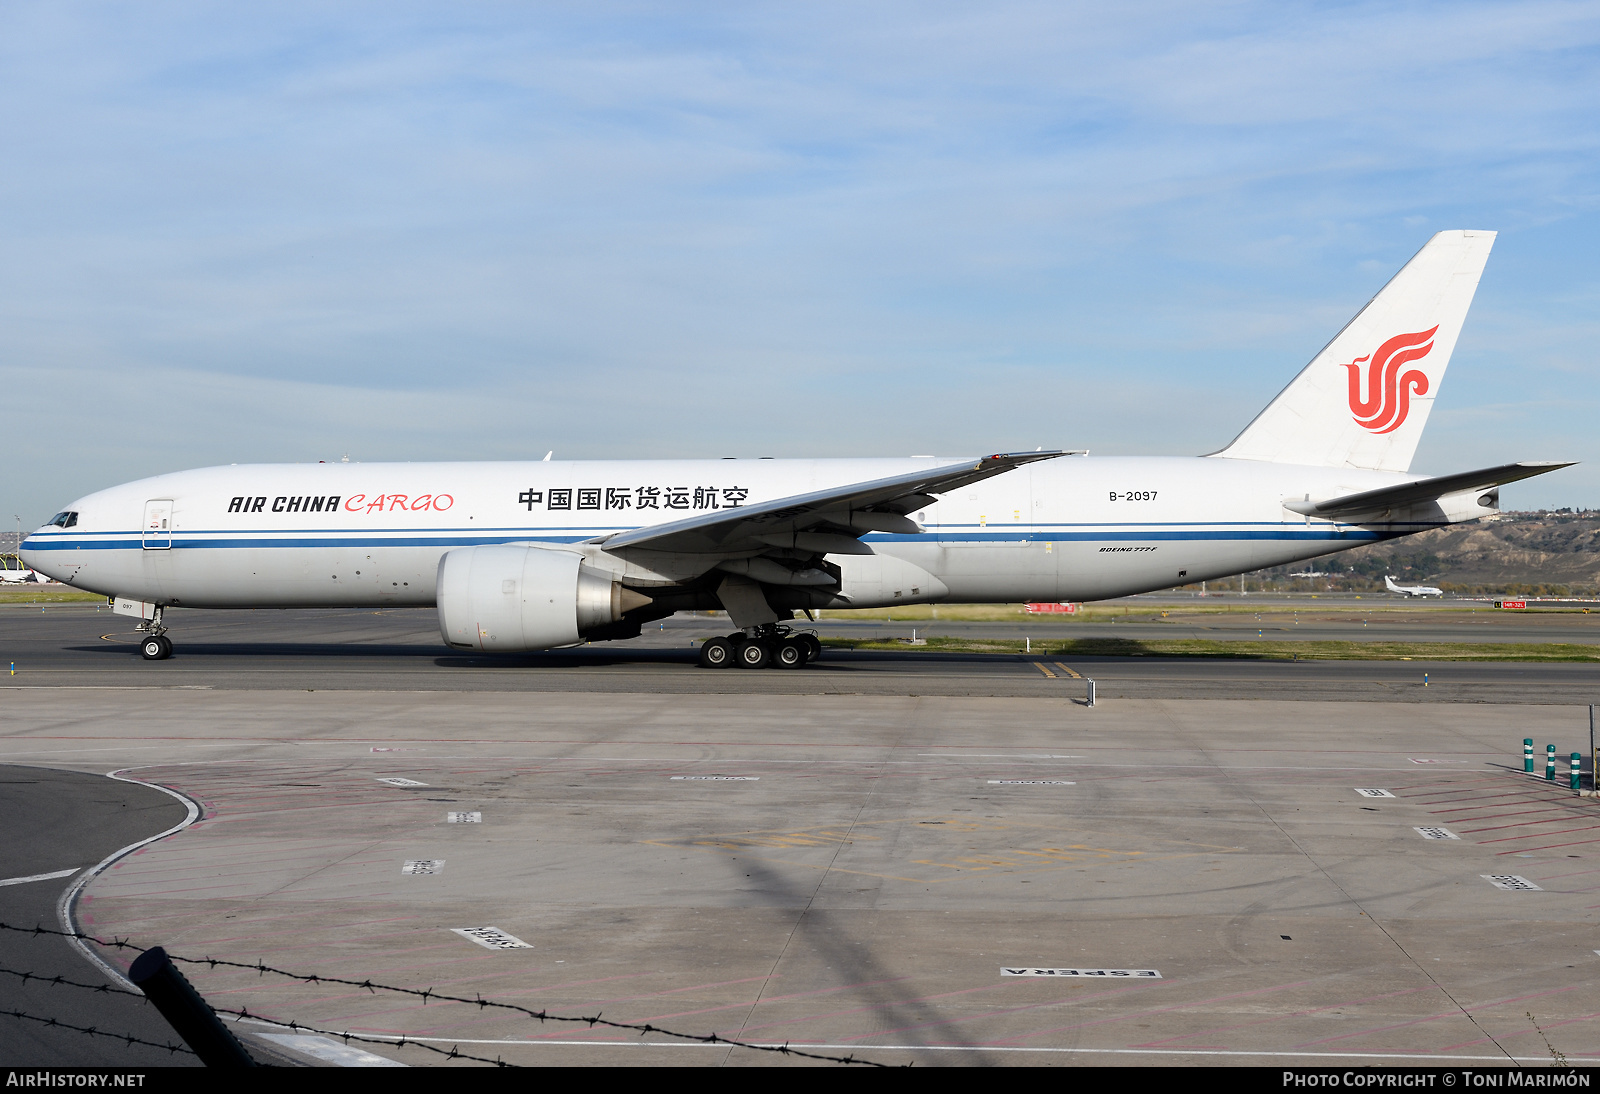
3, 1, 1599, 525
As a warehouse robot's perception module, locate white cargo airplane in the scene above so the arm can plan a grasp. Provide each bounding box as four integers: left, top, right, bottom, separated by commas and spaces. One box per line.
1385, 574, 1444, 598
20, 230, 1572, 666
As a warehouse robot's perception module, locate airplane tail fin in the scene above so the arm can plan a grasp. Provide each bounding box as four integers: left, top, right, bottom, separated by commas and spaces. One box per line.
1385, 575, 1400, 592
1211, 230, 1496, 473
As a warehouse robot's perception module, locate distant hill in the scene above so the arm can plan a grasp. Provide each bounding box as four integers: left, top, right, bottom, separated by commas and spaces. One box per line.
1227, 511, 1600, 596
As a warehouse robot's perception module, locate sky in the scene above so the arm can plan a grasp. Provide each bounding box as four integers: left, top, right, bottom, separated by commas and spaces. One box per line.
2, 1, 1599, 528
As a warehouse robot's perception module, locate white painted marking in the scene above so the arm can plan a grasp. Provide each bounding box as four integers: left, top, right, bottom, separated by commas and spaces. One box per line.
377, 777, 427, 787
257, 1034, 407, 1067
401, 860, 444, 875
987, 780, 1076, 786
1415, 827, 1459, 840
0, 868, 79, 888
1482, 874, 1543, 891
669, 775, 758, 781
1354, 788, 1394, 798
446, 812, 481, 823
0, 685, 214, 690
453, 926, 532, 950
327, 1035, 1599, 1062
370, 748, 422, 753
59, 772, 202, 991
1408, 758, 1468, 765
1002, 967, 1160, 978
921, 748, 1081, 754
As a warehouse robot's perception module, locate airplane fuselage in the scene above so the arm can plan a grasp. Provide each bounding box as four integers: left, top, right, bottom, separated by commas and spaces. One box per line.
21, 455, 1459, 611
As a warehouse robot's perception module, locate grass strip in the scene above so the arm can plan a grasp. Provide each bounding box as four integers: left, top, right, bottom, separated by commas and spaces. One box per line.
0, 587, 108, 604
818, 635, 1600, 662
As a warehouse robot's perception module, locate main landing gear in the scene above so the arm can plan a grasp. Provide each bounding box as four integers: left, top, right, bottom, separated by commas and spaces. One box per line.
698, 626, 822, 670
137, 606, 173, 661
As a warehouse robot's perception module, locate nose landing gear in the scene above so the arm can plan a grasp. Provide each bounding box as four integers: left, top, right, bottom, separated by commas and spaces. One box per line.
136, 606, 173, 660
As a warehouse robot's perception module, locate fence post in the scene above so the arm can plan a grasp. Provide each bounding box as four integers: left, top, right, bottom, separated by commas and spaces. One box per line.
1525, 738, 1534, 774
1573, 753, 1584, 792
128, 946, 257, 1067
1546, 745, 1557, 782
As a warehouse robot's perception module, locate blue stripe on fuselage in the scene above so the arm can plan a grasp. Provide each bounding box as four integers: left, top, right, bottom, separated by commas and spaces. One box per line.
21, 526, 1414, 551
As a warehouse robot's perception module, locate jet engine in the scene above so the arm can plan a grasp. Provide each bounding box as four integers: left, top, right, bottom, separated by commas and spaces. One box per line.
437, 544, 650, 651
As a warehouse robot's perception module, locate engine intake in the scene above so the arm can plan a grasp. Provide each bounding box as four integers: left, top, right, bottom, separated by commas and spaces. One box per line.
436, 545, 650, 651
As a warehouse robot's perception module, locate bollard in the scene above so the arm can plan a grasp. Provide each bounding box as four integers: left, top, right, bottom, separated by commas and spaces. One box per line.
128, 946, 257, 1067
1547, 744, 1557, 782
1525, 738, 1534, 774
1086, 678, 1096, 708
1573, 753, 1584, 791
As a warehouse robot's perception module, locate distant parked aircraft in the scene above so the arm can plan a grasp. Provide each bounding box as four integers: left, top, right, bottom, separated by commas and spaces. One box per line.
1385, 574, 1444, 598
0, 554, 46, 583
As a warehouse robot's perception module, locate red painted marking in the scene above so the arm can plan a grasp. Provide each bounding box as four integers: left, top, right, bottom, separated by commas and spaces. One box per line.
1461, 816, 1597, 835
1291, 985, 1579, 1049
500, 975, 783, 1038
1430, 805, 1574, 820
1499, 837, 1600, 855
1129, 986, 1435, 1047
1478, 824, 1600, 844
717, 979, 1031, 1039
1436, 1008, 1600, 1052
831, 983, 1160, 1044
560, 977, 911, 1027
1411, 791, 1539, 806
981, 979, 1316, 1045
1290, 1010, 1460, 1047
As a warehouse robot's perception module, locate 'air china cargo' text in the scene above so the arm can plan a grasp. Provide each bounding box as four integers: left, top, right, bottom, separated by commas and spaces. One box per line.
225, 494, 455, 514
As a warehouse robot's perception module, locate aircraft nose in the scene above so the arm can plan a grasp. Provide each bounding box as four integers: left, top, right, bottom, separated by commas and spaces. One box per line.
19, 529, 48, 566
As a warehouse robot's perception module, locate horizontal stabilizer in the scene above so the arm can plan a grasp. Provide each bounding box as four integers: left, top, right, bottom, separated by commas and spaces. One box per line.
601, 451, 1063, 555
1285, 461, 1574, 519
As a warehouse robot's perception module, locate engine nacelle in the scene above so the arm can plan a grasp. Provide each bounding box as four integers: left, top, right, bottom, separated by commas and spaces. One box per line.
436, 545, 647, 651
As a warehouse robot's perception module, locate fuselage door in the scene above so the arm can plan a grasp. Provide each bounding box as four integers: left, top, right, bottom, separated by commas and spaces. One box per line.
142, 499, 173, 550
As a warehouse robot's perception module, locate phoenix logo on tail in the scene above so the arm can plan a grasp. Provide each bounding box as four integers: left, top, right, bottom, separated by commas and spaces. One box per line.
1343, 326, 1438, 434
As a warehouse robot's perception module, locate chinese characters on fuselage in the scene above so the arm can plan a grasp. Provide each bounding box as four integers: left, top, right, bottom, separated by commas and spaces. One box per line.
517, 486, 749, 512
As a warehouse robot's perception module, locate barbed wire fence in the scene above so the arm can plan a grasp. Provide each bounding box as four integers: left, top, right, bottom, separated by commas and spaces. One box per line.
1, 922, 898, 1067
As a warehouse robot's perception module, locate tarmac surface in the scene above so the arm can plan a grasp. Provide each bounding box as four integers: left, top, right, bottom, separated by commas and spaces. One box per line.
4, 605, 1600, 1067
0, 768, 199, 1067
3, 603, 1600, 704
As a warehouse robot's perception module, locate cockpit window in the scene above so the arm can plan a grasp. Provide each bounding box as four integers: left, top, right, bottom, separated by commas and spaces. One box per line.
47, 511, 78, 528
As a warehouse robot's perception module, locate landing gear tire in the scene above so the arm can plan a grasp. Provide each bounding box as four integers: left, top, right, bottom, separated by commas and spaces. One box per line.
800, 634, 822, 662
139, 635, 172, 661
698, 637, 734, 668
736, 640, 770, 669
774, 638, 808, 669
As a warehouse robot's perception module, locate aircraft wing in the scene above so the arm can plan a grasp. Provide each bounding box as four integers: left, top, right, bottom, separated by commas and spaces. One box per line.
1286, 461, 1574, 520
599, 451, 1065, 555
